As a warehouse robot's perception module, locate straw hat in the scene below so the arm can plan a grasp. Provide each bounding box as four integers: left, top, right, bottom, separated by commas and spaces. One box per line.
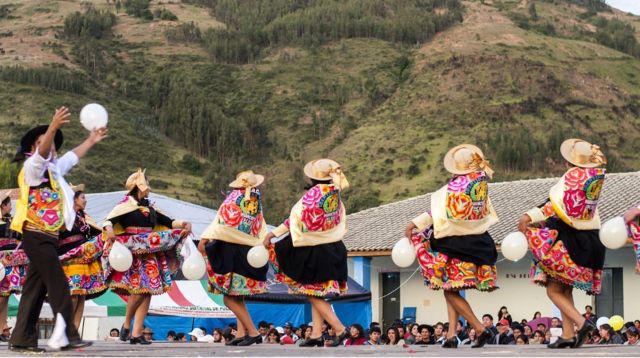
0, 190, 11, 203
125, 168, 150, 192
229, 170, 264, 198
303, 159, 349, 190
443, 144, 494, 178
69, 183, 85, 193
560, 138, 606, 168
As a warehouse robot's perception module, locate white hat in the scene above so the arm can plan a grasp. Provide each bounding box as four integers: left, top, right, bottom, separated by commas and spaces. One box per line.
188, 328, 204, 338
275, 326, 284, 334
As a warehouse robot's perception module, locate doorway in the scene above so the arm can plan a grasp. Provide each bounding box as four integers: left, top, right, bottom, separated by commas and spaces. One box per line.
381, 272, 400, 328
595, 267, 624, 318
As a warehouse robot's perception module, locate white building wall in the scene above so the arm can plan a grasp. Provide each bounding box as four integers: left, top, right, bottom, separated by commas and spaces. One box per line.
351, 246, 639, 325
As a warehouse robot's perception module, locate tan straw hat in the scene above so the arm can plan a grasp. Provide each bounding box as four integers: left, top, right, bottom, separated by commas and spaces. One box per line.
69, 183, 85, 192
443, 144, 494, 178
0, 190, 11, 203
125, 168, 150, 192
560, 138, 606, 168
303, 159, 349, 190
229, 170, 265, 198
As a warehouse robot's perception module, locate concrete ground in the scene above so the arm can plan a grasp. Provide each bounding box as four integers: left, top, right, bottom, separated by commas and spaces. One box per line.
0, 341, 637, 357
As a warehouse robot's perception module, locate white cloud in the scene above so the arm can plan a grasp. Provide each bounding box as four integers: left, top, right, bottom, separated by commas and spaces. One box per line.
606, 0, 640, 15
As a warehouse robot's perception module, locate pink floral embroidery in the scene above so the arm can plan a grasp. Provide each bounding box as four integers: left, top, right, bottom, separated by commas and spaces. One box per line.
301, 207, 326, 231
447, 175, 469, 192
302, 186, 323, 207
563, 189, 586, 218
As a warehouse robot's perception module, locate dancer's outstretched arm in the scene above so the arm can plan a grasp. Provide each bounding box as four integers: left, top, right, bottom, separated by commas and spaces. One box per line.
72, 128, 108, 159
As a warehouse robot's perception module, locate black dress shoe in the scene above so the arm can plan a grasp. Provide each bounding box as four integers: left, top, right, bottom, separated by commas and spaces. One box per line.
299, 337, 324, 347
130, 336, 152, 345
331, 330, 350, 347
471, 328, 495, 348
225, 336, 245, 346
442, 336, 458, 348
8, 344, 45, 353
120, 325, 130, 342
237, 335, 263, 346
62, 340, 92, 351
574, 320, 596, 348
547, 336, 576, 348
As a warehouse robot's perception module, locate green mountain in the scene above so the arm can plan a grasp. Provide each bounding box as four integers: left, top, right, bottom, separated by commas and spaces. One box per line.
0, 0, 639, 223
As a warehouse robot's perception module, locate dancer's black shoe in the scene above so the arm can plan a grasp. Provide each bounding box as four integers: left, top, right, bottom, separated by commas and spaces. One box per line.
471, 328, 495, 348
574, 320, 596, 348
299, 337, 324, 347
237, 335, 263, 346
225, 336, 245, 346
130, 336, 152, 345
442, 336, 458, 348
548, 337, 576, 349
8, 344, 45, 353
119, 325, 130, 342
331, 330, 350, 347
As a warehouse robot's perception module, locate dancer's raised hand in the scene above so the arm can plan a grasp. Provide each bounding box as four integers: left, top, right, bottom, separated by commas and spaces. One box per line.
518, 214, 532, 234
51, 106, 71, 129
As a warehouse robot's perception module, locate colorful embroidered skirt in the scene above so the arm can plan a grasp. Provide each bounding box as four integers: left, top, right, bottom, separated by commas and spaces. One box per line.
628, 222, 640, 274
0, 243, 28, 297
60, 236, 107, 299
410, 233, 498, 291
205, 240, 267, 296
103, 229, 186, 296
269, 235, 347, 297
527, 225, 602, 295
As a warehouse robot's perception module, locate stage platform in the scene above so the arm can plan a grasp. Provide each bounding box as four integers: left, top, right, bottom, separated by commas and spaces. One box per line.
0, 341, 637, 357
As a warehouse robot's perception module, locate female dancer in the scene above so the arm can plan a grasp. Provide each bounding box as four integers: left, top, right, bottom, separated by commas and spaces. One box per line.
518, 138, 606, 348
404, 144, 499, 349
58, 184, 107, 330
103, 169, 192, 344
264, 159, 350, 347
0, 191, 27, 342
623, 205, 640, 273
199, 171, 268, 346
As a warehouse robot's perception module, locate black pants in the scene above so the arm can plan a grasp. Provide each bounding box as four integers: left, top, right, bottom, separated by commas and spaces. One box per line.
10, 229, 79, 347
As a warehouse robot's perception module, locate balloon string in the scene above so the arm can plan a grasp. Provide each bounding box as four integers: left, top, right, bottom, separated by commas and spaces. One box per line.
376, 267, 421, 301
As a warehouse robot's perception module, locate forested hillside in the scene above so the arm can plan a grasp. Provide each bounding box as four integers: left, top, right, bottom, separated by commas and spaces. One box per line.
0, 0, 639, 222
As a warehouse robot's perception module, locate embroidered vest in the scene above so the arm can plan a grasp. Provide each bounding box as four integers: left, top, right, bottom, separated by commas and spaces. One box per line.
549, 167, 605, 229
430, 171, 498, 239
201, 189, 268, 246
446, 171, 490, 221
217, 189, 264, 237
12, 168, 64, 234
289, 184, 347, 247
300, 184, 342, 232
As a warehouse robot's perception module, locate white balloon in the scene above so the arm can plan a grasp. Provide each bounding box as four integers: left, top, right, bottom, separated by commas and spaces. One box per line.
502, 232, 528, 261
600, 217, 629, 250
182, 254, 207, 280
391, 237, 416, 268
109, 241, 133, 272
247, 245, 269, 268
0, 263, 5, 282
596, 316, 609, 329
80, 103, 108, 131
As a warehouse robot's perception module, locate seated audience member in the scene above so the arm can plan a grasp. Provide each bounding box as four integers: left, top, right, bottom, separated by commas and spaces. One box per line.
367, 327, 382, 345
344, 324, 367, 346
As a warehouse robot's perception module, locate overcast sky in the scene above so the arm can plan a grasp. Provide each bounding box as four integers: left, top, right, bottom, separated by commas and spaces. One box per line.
606, 0, 640, 15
